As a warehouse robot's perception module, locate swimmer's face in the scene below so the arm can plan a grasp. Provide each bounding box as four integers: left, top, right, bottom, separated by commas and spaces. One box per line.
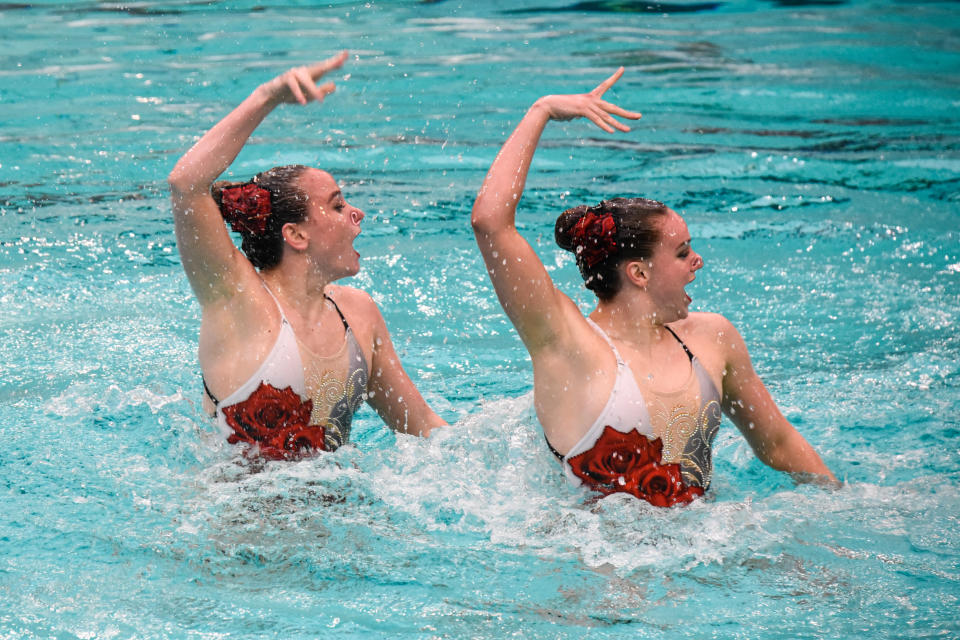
294, 168, 365, 277
642, 210, 703, 321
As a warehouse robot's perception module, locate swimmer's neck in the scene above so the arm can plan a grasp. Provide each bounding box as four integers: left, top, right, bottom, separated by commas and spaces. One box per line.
260, 264, 334, 319
590, 298, 672, 349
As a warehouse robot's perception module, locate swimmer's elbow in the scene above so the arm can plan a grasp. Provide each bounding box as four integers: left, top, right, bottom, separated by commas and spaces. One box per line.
471, 209, 494, 235
167, 169, 197, 198
471, 200, 512, 235
471, 214, 517, 246
167, 161, 205, 197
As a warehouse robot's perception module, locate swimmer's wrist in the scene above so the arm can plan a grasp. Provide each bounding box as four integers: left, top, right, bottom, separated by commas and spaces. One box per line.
529, 98, 553, 121
252, 78, 284, 109
253, 84, 274, 106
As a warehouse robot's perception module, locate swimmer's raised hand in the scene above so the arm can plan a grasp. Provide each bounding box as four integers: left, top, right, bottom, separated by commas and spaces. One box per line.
533, 67, 642, 133
260, 50, 349, 106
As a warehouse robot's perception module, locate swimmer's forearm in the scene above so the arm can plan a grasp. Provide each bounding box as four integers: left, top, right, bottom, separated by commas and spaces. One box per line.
169, 56, 345, 194
168, 86, 278, 194
471, 102, 551, 234
764, 431, 840, 487
410, 412, 449, 438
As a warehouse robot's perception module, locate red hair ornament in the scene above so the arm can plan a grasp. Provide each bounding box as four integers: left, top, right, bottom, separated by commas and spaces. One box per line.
570, 209, 618, 268
220, 182, 272, 235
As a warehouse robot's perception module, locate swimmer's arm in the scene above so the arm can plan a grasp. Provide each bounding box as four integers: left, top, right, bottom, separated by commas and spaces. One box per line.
167, 53, 347, 305
719, 318, 839, 486
471, 69, 641, 352
365, 303, 447, 438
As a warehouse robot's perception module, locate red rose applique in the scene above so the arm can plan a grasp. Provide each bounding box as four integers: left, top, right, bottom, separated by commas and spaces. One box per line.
220, 182, 272, 235
567, 426, 703, 508
222, 382, 326, 460
571, 210, 617, 268
631, 459, 703, 508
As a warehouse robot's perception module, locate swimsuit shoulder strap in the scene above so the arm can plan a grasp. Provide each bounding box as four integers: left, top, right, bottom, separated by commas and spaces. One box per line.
324, 293, 350, 331
260, 282, 289, 323
663, 325, 694, 362
202, 281, 290, 407
585, 317, 627, 366
543, 317, 627, 461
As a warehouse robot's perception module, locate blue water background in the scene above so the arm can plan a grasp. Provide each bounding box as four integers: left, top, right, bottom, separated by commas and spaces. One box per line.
1, 1, 959, 638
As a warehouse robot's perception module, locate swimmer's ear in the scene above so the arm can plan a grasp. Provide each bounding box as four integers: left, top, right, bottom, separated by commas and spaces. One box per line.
623, 260, 649, 289
281, 222, 309, 251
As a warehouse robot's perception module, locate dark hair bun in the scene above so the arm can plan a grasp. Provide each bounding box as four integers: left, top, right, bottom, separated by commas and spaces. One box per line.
553, 197, 670, 301
211, 180, 242, 208
554, 205, 592, 252
208, 166, 310, 270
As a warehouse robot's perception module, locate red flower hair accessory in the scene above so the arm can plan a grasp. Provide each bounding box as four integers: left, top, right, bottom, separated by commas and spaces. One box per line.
567, 426, 703, 508
570, 209, 618, 268
222, 382, 326, 460
219, 182, 272, 235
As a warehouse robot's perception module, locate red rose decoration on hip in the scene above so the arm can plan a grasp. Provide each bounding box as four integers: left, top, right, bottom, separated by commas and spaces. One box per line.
567, 426, 703, 508
631, 459, 704, 508
219, 182, 272, 236
566, 426, 660, 494
571, 210, 617, 268
222, 382, 326, 460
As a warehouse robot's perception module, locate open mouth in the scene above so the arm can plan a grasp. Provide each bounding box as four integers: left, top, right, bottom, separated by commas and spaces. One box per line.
684, 276, 696, 304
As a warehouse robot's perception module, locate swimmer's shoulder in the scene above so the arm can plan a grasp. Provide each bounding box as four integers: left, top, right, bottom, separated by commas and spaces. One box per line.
672, 311, 738, 335
323, 285, 386, 333
669, 312, 744, 359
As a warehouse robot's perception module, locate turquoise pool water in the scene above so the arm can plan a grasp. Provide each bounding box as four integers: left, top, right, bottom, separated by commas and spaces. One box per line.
2, 1, 958, 637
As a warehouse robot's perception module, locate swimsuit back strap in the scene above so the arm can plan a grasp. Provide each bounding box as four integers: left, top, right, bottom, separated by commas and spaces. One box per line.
324, 294, 350, 330
663, 325, 694, 362
544, 434, 565, 461
202, 376, 219, 407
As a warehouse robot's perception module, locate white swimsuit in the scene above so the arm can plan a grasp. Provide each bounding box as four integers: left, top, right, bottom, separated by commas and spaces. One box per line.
204, 285, 368, 452
547, 319, 723, 490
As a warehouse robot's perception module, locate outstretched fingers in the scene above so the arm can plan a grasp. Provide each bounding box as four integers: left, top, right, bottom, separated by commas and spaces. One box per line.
582, 67, 641, 132
584, 108, 616, 133
285, 71, 308, 105
306, 50, 349, 80
590, 66, 625, 97
283, 66, 338, 105
598, 99, 642, 121
291, 67, 335, 103
594, 106, 632, 132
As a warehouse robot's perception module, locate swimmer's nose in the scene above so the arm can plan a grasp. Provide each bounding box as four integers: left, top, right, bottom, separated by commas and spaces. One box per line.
350, 207, 365, 225
691, 252, 703, 270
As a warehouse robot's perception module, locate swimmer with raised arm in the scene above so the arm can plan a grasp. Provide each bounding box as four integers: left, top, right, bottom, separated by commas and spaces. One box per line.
471, 69, 836, 506
168, 52, 445, 459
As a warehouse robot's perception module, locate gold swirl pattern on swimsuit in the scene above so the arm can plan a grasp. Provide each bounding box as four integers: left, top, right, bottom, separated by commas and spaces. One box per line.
678, 399, 722, 488
645, 386, 722, 489
315, 364, 367, 450
299, 330, 369, 452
